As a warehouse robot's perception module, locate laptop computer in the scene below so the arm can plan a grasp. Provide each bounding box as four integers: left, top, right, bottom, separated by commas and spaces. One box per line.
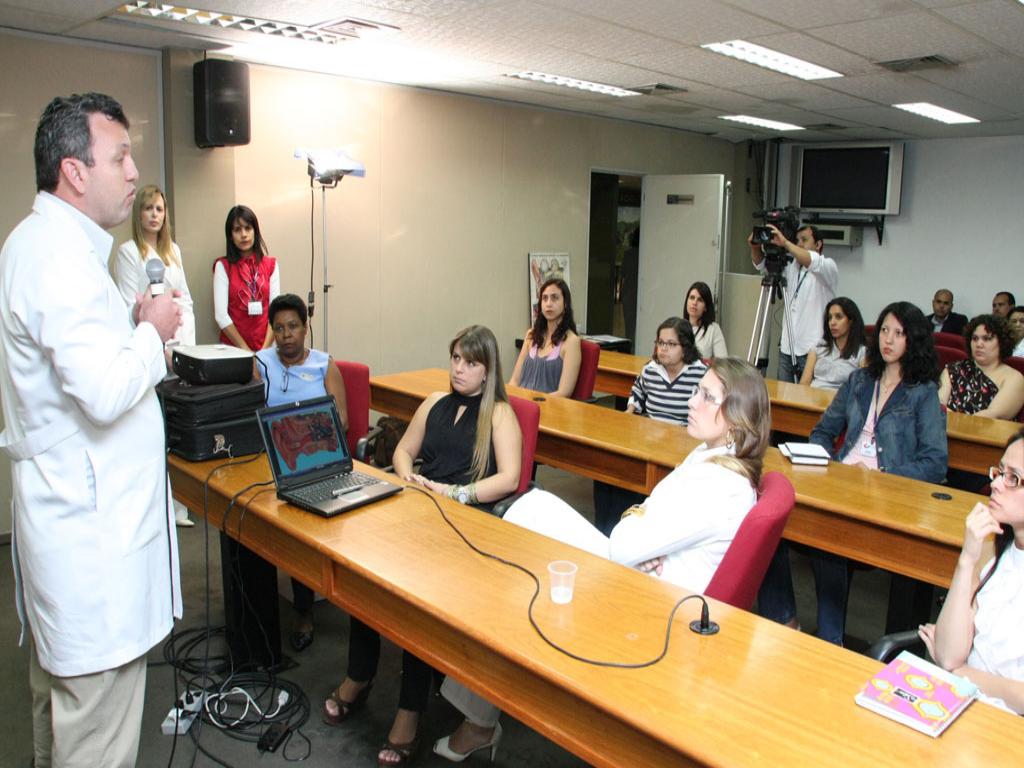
256, 396, 401, 517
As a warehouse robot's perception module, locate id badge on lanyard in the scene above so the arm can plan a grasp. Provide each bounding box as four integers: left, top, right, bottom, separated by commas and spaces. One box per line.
861, 380, 884, 458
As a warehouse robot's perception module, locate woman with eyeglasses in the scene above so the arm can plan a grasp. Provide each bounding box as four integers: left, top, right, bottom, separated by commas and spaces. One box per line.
593, 317, 707, 534
758, 301, 948, 645
214, 204, 279, 351
939, 314, 1024, 420
432, 358, 770, 763
684, 281, 727, 359
325, 325, 522, 768
253, 293, 347, 653
917, 429, 1024, 715
799, 297, 868, 390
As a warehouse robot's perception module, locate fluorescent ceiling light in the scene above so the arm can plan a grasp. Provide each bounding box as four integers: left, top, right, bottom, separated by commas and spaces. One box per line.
115, 2, 398, 44
718, 115, 805, 131
701, 40, 842, 80
892, 102, 979, 124
505, 71, 640, 97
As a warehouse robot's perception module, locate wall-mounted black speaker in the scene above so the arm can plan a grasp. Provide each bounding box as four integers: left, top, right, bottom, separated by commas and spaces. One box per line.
193, 59, 250, 148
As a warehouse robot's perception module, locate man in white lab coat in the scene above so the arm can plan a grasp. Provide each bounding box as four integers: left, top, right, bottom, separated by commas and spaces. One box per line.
0, 93, 183, 767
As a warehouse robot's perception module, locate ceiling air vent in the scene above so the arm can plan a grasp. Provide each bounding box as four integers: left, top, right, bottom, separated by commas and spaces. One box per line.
876, 55, 957, 73
803, 123, 848, 132
316, 17, 400, 39
631, 83, 688, 96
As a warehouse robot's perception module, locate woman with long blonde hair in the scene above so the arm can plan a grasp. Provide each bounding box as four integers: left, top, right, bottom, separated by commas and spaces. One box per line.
113, 184, 195, 348
114, 184, 196, 526
324, 325, 522, 767
434, 358, 771, 762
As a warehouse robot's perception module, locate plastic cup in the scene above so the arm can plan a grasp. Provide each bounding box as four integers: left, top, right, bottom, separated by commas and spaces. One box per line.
547, 560, 578, 604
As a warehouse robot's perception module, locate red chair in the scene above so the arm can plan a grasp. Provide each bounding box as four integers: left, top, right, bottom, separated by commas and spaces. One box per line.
933, 331, 965, 351
508, 395, 540, 495
1007, 358, 1024, 422
935, 345, 967, 375
335, 360, 370, 456
865, 324, 875, 341
572, 339, 601, 401
704, 472, 795, 610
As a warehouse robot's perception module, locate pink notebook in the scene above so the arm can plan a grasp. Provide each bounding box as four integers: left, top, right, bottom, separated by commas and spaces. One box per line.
855, 651, 978, 737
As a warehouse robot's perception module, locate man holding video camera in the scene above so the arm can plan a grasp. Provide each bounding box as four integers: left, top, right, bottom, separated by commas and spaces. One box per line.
749, 223, 838, 382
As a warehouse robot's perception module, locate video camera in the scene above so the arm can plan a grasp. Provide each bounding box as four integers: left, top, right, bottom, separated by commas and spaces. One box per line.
751, 207, 801, 271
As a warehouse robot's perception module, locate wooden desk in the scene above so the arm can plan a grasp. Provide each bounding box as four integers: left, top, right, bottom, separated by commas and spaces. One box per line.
596, 350, 1019, 475
169, 453, 1021, 768
371, 369, 988, 587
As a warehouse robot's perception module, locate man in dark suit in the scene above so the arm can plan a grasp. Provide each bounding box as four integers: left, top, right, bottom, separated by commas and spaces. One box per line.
927, 288, 967, 334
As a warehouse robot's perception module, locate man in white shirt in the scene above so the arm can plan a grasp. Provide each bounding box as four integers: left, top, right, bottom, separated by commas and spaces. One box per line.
0, 93, 182, 767
750, 224, 839, 382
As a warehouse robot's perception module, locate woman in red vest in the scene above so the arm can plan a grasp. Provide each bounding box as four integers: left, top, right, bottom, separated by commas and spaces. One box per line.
213, 205, 279, 350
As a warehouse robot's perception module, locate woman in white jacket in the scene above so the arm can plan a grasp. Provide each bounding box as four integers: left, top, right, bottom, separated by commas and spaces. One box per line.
433, 358, 771, 762
113, 184, 196, 525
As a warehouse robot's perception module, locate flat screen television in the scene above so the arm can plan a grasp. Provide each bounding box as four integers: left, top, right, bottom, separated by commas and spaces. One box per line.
795, 141, 904, 216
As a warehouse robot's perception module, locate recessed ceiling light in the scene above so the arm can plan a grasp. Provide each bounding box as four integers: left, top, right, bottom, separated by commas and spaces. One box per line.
505, 71, 641, 97
892, 102, 979, 124
701, 40, 843, 80
718, 115, 805, 131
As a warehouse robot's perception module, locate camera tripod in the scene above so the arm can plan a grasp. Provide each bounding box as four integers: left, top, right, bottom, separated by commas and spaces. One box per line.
746, 262, 798, 378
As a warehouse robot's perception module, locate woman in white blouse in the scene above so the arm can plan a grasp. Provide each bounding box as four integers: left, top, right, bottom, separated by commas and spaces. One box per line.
113, 184, 195, 349
432, 358, 770, 762
684, 281, 727, 359
113, 184, 196, 526
918, 429, 1024, 715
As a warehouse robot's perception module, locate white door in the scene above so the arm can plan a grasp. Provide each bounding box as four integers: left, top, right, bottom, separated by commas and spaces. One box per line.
637, 174, 725, 353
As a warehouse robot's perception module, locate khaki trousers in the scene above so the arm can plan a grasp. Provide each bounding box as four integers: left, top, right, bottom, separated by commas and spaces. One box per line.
29, 640, 147, 768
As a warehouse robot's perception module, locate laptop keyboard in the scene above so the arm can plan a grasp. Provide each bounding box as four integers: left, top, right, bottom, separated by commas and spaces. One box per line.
291, 472, 381, 504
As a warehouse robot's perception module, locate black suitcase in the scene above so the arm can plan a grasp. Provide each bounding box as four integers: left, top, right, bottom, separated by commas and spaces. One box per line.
157, 378, 265, 426
166, 414, 263, 461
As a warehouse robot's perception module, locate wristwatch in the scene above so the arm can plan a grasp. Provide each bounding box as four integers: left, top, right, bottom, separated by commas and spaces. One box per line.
455, 485, 470, 504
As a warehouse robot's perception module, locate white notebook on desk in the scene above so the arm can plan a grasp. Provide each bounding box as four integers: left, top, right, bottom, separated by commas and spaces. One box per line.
780, 442, 831, 466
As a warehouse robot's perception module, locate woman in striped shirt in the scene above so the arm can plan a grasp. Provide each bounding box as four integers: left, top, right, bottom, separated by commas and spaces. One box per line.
627, 316, 707, 425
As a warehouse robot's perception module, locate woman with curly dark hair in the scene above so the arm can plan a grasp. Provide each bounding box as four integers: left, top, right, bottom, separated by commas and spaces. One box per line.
759, 301, 947, 645
939, 314, 1024, 420
508, 277, 581, 397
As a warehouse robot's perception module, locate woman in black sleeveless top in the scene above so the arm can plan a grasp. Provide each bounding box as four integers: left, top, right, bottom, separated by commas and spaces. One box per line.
323, 325, 521, 767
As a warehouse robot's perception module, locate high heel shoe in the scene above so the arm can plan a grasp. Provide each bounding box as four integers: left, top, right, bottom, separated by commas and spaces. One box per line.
321, 681, 373, 727
432, 722, 502, 763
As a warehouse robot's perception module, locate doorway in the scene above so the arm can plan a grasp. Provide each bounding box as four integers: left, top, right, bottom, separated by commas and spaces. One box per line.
586, 172, 642, 350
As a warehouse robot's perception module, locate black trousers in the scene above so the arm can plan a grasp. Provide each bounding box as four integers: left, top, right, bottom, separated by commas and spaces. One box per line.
347, 616, 433, 712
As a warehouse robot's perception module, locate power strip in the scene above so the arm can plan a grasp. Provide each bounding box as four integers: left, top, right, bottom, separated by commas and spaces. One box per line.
161, 690, 205, 735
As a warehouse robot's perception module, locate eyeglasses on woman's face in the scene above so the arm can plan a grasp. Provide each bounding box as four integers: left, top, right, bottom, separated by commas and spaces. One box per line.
655, 339, 680, 349
693, 385, 722, 407
989, 465, 1023, 489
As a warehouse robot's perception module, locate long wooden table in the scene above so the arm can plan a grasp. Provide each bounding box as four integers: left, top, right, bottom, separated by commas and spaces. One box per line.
169, 453, 1022, 767
371, 369, 989, 588
596, 349, 1018, 475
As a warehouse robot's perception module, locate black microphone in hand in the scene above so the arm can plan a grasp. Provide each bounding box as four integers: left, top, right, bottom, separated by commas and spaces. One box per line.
145, 257, 166, 297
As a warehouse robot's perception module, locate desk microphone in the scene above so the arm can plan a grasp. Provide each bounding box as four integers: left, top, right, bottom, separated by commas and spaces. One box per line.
145, 257, 166, 296
689, 600, 720, 636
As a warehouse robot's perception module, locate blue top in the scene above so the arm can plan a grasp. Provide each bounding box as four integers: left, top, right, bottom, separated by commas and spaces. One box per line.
256, 347, 329, 408
810, 367, 947, 483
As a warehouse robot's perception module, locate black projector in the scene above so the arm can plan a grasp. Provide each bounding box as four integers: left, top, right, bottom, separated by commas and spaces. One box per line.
172, 344, 254, 385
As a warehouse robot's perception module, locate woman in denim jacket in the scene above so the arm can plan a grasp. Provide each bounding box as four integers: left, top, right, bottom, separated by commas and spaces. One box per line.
759, 301, 947, 644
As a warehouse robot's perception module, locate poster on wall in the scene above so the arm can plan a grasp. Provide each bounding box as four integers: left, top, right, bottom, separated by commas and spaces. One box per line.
528, 252, 570, 326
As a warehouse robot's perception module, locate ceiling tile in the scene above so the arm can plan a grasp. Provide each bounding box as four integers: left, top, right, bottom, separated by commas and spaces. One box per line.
937, 0, 1024, 56
807, 11, 997, 63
